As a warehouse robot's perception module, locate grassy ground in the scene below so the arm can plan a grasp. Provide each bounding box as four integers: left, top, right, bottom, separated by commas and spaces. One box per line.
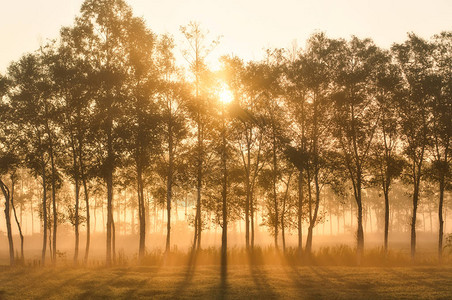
0, 264, 451, 299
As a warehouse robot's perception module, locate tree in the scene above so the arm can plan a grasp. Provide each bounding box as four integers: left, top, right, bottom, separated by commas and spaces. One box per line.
119, 16, 162, 259
72, 0, 147, 265
369, 50, 405, 254
156, 35, 190, 253
7, 53, 55, 265
297, 33, 338, 254
0, 74, 18, 266
392, 34, 434, 260
180, 21, 220, 250
430, 32, 452, 261
221, 56, 267, 250
332, 37, 382, 261
57, 25, 96, 263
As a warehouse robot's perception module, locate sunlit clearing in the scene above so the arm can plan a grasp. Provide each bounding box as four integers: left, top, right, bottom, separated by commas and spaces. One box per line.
218, 85, 234, 104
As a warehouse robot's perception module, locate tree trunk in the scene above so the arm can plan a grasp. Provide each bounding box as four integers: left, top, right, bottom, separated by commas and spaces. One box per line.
272, 132, 278, 249
11, 176, 24, 263
81, 169, 90, 263
245, 132, 251, 250
193, 112, 203, 251
166, 118, 173, 253
106, 118, 114, 265
137, 164, 146, 259
221, 115, 227, 274
305, 170, 313, 254
72, 146, 80, 264
41, 161, 47, 266
45, 117, 58, 264
1, 180, 14, 266
356, 177, 364, 262
438, 178, 445, 262
411, 171, 421, 261
297, 171, 303, 254
384, 189, 389, 254
106, 171, 113, 265
250, 192, 255, 249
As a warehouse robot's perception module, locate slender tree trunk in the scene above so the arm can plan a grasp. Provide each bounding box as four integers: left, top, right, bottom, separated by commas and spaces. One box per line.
297, 171, 303, 254
106, 116, 115, 265
41, 161, 47, 266
45, 116, 58, 264
438, 178, 445, 262
384, 188, 390, 254
411, 184, 419, 260
106, 170, 113, 265
10, 177, 24, 262
81, 168, 90, 263
245, 132, 251, 250
137, 164, 146, 259
272, 132, 278, 248
305, 170, 313, 253
166, 117, 173, 252
193, 112, 203, 251
49, 151, 57, 264
356, 183, 364, 261
221, 114, 227, 274
411, 165, 422, 261
250, 192, 255, 249
112, 218, 116, 263
71, 145, 80, 264
1, 180, 14, 266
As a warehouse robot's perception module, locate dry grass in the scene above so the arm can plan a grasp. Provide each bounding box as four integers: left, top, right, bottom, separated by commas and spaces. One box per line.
0, 249, 451, 300
0, 246, 451, 299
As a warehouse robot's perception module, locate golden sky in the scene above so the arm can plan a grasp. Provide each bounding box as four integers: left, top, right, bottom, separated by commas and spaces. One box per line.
0, 0, 451, 72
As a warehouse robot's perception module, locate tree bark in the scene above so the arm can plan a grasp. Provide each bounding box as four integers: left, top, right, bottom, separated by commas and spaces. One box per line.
297, 171, 303, 254
384, 188, 390, 254
41, 160, 47, 266
438, 178, 445, 262
1, 180, 14, 266
165, 113, 173, 253
137, 163, 146, 259
221, 113, 228, 274
11, 176, 24, 263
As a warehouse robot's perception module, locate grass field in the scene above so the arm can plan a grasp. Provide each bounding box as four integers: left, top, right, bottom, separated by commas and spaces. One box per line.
0, 263, 451, 299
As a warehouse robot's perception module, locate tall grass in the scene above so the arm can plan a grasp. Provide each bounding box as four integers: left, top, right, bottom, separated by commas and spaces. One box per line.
133, 245, 452, 267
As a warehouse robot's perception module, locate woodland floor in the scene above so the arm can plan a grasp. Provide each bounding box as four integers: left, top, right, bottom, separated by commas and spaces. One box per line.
0, 264, 451, 299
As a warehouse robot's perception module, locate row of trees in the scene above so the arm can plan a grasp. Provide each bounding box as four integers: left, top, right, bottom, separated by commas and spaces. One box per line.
0, 0, 450, 267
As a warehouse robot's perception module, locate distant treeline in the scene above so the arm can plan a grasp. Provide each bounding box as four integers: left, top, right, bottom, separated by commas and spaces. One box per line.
0, 0, 450, 267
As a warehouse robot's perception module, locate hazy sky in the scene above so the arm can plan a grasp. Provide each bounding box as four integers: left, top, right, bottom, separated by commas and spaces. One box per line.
0, 0, 451, 72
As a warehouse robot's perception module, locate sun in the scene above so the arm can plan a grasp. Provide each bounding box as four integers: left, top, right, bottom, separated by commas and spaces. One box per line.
218, 85, 234, 104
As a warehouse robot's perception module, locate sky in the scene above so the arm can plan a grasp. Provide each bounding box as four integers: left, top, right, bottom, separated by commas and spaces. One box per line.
0, 0, 451, 72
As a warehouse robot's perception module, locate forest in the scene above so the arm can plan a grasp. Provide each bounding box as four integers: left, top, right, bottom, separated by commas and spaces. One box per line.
0, 1, 451, 298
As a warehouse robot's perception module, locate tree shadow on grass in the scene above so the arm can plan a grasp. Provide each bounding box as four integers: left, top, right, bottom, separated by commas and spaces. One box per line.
172, 248, 199, 298
279, 253, 324, 299
74, 267, 153, 299
247, 250, 278, 299
383, 267, 439, 289
311, 266, 386, 299
37, 270, 92, 299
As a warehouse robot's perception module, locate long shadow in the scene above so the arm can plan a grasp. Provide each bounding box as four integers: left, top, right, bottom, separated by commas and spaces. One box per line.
410, 267, 452, 281
206, 261, 228, 300
247, 250, 278, 299
38, 269, 92, 299
75, 266, 156, 299
172, 247, 199, 298
279, 252, 321, 299
219, 261, 227, 300
383, 267, 439, 289
313, 266, 386, 299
